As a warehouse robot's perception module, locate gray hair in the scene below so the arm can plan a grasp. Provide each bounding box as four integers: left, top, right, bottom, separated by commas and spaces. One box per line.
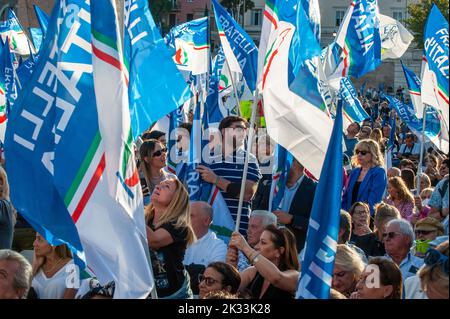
250, 210, 277, 227
0, 249, 33, 298
386, 219, 415, 248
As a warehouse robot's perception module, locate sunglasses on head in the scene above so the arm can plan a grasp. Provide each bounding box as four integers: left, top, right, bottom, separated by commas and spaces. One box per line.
152, 148, 167, 157
382, 231, 402, 239
355, 150, 368, 156
198, 274, 221, 287
424, 248, 449, 275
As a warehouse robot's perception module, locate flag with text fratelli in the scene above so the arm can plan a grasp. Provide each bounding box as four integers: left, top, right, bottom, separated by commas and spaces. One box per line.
165, 17, 210, 76
421, 4, 449, 130
296, 99, 343, 299
5, 0, 154, 298
339, 77, 369, 129
212, 0, 258, 92
124, 0, 191, 139
0, 9, 33, 56
383, 94, 448, 153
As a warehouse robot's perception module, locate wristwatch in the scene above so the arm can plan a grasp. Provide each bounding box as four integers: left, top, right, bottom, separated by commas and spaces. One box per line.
252, 254, 261, 265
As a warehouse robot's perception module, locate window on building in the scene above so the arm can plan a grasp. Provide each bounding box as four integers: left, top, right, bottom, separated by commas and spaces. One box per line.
335, 10, 345, 27
186, 0, 194, 2
169, 13, 176, 28
393, 11, 403, 22
187, 13, 194, 21
251, 9, 262, 26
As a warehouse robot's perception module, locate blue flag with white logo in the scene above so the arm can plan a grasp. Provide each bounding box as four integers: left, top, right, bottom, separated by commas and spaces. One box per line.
185, 100, 203, 200
401, 61, 423, 117
296, 99, 343, 299
211, 0, 258, 92
124, 0, 191, 139
0, 38, 17, 107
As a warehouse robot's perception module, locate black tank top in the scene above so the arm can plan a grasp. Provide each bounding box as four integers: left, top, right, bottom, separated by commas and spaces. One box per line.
248, 272, 294, 299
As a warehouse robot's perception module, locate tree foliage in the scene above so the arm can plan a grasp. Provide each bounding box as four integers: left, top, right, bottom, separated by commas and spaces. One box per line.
405, 0, 449, 49
220, 0, 255, 23
148, 0, 173, 28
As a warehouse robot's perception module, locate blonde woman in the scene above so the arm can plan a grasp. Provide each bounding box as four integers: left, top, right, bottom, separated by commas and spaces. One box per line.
342, 139, 387, 216
331, 244, 365, 298
0, 166, 15, 250
145, 178, 196, 299
384, 177, 415, 221
418, 240, 448, 299
31, 233, 76, 299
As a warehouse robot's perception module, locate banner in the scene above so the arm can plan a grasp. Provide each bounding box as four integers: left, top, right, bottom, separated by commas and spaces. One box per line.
339, 77, 370, 128
379, 14, 413, 60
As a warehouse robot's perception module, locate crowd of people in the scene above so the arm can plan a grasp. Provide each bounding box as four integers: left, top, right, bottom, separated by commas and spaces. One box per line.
0, 89, 448, 300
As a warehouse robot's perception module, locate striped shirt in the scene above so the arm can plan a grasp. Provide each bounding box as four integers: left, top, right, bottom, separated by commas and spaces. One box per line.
209, 148, 262, 236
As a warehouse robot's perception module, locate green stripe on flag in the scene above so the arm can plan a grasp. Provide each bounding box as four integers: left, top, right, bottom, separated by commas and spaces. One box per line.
92, 29, 118, 51
64, 132, 102, 207
121, 129, 133, 177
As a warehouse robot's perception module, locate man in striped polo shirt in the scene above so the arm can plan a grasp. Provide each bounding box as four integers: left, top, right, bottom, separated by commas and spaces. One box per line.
197, 116, 262, 236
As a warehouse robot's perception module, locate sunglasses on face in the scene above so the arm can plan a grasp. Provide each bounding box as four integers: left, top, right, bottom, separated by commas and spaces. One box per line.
152, 148, 167, 157
355, 150, 368, 156
382, 231, 402, 239
415, 230, 436, 236
424, 248, 449, 275
198, 274, 221, 287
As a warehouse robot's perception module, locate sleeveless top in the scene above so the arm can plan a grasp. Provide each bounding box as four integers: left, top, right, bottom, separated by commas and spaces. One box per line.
248, 272, 294, 299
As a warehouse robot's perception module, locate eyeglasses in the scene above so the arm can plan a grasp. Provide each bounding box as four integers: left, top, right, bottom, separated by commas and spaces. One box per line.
355, 150, 368, 156
152, 148, 168, 157
415, 229, 436, 236
198, 274, 221, 287
382, 231, 403, 239
424, 248, 449, 275
353, 209, 368, 216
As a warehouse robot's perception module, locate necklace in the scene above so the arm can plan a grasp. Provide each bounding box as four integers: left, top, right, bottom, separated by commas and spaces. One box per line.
43, 257, 65, 276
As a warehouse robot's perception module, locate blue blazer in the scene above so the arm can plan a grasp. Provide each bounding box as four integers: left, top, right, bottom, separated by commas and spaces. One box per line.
342, 166, 387, 215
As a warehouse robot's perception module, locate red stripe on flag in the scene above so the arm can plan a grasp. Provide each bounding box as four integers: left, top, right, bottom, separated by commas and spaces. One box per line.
264, 10, 278, 29
409, 91, 421, 96
72, 154, 106, 224
263, 48, 279, 89
92, 45, 121, 72
209, 186, 219, 206
193, 45, 209, 50
342, 47, 349, 77
438, 89, 449, 104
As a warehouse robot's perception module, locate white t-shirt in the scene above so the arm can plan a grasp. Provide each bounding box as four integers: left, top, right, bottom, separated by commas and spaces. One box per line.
183, 230, 227, 266
32, 260, 74, 299
404, 275, 427, 299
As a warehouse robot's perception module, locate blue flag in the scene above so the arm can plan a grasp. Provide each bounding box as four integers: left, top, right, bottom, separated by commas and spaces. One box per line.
4, 0, 86, 271
383, 94, 441, 143
423, 4, 449, 122
296, 99, 343, 299
124, 0, 191, 139
269, 144, 292, 212
205, 46, 227, 124
211, 0, 258, 92
0, 38, 17, 107
339, 77, 370, 125
33, 4, 49, 35
29, 27, 43, 52
385, 112, 396, 168
344, 0, 382, 78
185, 100, 203, 200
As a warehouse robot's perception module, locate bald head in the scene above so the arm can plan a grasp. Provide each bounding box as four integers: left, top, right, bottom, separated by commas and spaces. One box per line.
190, 201, 214, 238
387, 167, 401, 179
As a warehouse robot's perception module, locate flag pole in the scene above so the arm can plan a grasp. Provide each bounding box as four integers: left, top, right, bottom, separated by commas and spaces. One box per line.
234, 88, 258, 232
416, 104, 427, 196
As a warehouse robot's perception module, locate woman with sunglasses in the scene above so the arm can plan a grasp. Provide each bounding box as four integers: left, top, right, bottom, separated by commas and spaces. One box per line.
198, 262, 241, 299
139, 139, 176, 205
384, 176, 415, 222
342, 139, 387, 217
418, 240, 449, 299
350, 257, 403, 299
145, 178, 196, 299
229, 225, 299, 299
349, 202, 379, 258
